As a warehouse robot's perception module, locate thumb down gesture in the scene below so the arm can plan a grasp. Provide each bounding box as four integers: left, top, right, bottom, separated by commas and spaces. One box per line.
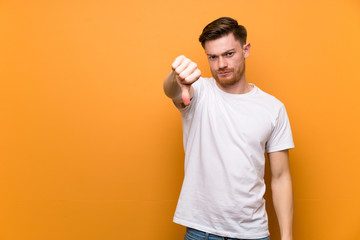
171, 55, 201, 106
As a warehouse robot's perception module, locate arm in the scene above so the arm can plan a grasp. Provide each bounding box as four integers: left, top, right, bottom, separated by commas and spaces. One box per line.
163, 55, 201, 107
268, 150, 293, 240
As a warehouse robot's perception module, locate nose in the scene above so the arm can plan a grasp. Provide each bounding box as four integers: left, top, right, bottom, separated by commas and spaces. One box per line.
218, 56, 227, 69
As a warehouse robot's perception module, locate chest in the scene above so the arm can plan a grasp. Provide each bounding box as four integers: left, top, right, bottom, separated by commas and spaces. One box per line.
194, 95, 276, 147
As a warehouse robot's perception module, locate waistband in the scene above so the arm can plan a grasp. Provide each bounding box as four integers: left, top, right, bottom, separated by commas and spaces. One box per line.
185, 227, 270, 240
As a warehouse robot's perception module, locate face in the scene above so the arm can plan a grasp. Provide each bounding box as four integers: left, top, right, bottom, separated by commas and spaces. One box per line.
204, 33, 250, 88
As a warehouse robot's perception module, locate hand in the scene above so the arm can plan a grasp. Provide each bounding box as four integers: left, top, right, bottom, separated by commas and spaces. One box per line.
171, 55, 201, 106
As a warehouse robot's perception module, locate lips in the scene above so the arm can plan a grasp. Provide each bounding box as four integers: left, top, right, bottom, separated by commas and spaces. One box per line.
217, 70, 232, 76
217, 68, 232, 73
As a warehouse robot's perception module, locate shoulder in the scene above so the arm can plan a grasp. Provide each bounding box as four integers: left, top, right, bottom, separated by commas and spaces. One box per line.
255, 86, 283, 103
249, 85, 290, 122
253, 85, 285, 109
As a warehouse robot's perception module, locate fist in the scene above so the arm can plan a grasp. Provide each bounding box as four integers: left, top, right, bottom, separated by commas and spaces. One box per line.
171, 55, 201, 106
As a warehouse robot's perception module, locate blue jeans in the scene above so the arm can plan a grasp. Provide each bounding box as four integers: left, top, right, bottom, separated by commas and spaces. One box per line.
184, 227, 270, 240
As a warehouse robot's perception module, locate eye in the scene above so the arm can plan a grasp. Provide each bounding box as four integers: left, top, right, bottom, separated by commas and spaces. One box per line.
226, 52, 234, 57
208, 55, 217, 60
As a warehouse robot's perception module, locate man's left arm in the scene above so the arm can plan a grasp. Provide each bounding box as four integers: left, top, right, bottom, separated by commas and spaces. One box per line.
268, 149, 293, 240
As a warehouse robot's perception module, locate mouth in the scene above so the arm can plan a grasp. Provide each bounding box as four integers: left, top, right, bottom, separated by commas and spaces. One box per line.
217, 71, 232, 76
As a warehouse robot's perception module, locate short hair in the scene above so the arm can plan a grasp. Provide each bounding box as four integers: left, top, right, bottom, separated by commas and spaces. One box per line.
199, 17, 247, 48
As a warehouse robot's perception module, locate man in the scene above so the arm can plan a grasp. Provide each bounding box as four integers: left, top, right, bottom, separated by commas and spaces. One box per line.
163, 17, 294, 240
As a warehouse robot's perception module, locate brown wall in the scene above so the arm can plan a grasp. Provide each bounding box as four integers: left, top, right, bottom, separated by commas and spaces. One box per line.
1, 0, 359, 239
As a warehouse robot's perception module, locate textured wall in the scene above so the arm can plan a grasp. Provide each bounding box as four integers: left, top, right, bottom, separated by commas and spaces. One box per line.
1, 0, 359, 239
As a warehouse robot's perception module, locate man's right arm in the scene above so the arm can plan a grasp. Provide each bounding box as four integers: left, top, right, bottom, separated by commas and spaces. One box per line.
163, 55, 201, 108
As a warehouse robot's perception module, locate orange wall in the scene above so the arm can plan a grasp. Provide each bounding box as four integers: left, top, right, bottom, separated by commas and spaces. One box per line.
1, 0, 359, 239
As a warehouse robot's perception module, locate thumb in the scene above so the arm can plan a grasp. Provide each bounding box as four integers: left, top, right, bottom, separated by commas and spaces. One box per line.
181, 85, 191, 106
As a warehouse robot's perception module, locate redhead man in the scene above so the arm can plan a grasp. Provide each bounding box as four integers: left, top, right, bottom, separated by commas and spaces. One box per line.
164, 17, 294, 240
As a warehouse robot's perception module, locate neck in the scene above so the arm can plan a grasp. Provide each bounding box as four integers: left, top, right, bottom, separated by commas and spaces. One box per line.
215, 77, 253, 94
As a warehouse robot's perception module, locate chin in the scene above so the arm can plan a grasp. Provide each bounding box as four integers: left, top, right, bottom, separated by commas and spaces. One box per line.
216, 77, 238, 86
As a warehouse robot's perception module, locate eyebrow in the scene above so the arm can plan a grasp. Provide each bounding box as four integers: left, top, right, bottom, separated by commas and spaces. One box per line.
206, 48, 236, 57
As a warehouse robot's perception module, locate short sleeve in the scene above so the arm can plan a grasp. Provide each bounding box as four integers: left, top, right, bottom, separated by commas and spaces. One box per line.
266, 104, 295, 153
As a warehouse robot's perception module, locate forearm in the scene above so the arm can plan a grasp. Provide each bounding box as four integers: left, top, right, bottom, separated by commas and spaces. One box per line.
271, 172, 294, 240
163, 70, 182, 101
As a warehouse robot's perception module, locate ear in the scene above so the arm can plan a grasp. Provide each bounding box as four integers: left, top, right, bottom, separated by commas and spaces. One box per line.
242, 42, 251, 58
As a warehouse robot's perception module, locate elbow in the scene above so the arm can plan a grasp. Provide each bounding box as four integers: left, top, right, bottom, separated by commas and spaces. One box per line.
271, 171, 292, 186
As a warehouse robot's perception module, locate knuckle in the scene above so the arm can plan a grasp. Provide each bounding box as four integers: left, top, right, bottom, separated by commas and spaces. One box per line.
179, 72, 188, 79
183, 79, 191, 85
177, 55, 187, 62
183, 59, 190, 65
176, 73, 185, 80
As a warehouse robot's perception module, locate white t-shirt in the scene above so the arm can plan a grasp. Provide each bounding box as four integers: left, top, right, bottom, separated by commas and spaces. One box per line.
173, 77, 294, 239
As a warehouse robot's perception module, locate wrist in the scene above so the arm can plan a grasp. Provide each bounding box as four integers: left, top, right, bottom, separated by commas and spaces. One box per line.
281, 233, 293, 240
